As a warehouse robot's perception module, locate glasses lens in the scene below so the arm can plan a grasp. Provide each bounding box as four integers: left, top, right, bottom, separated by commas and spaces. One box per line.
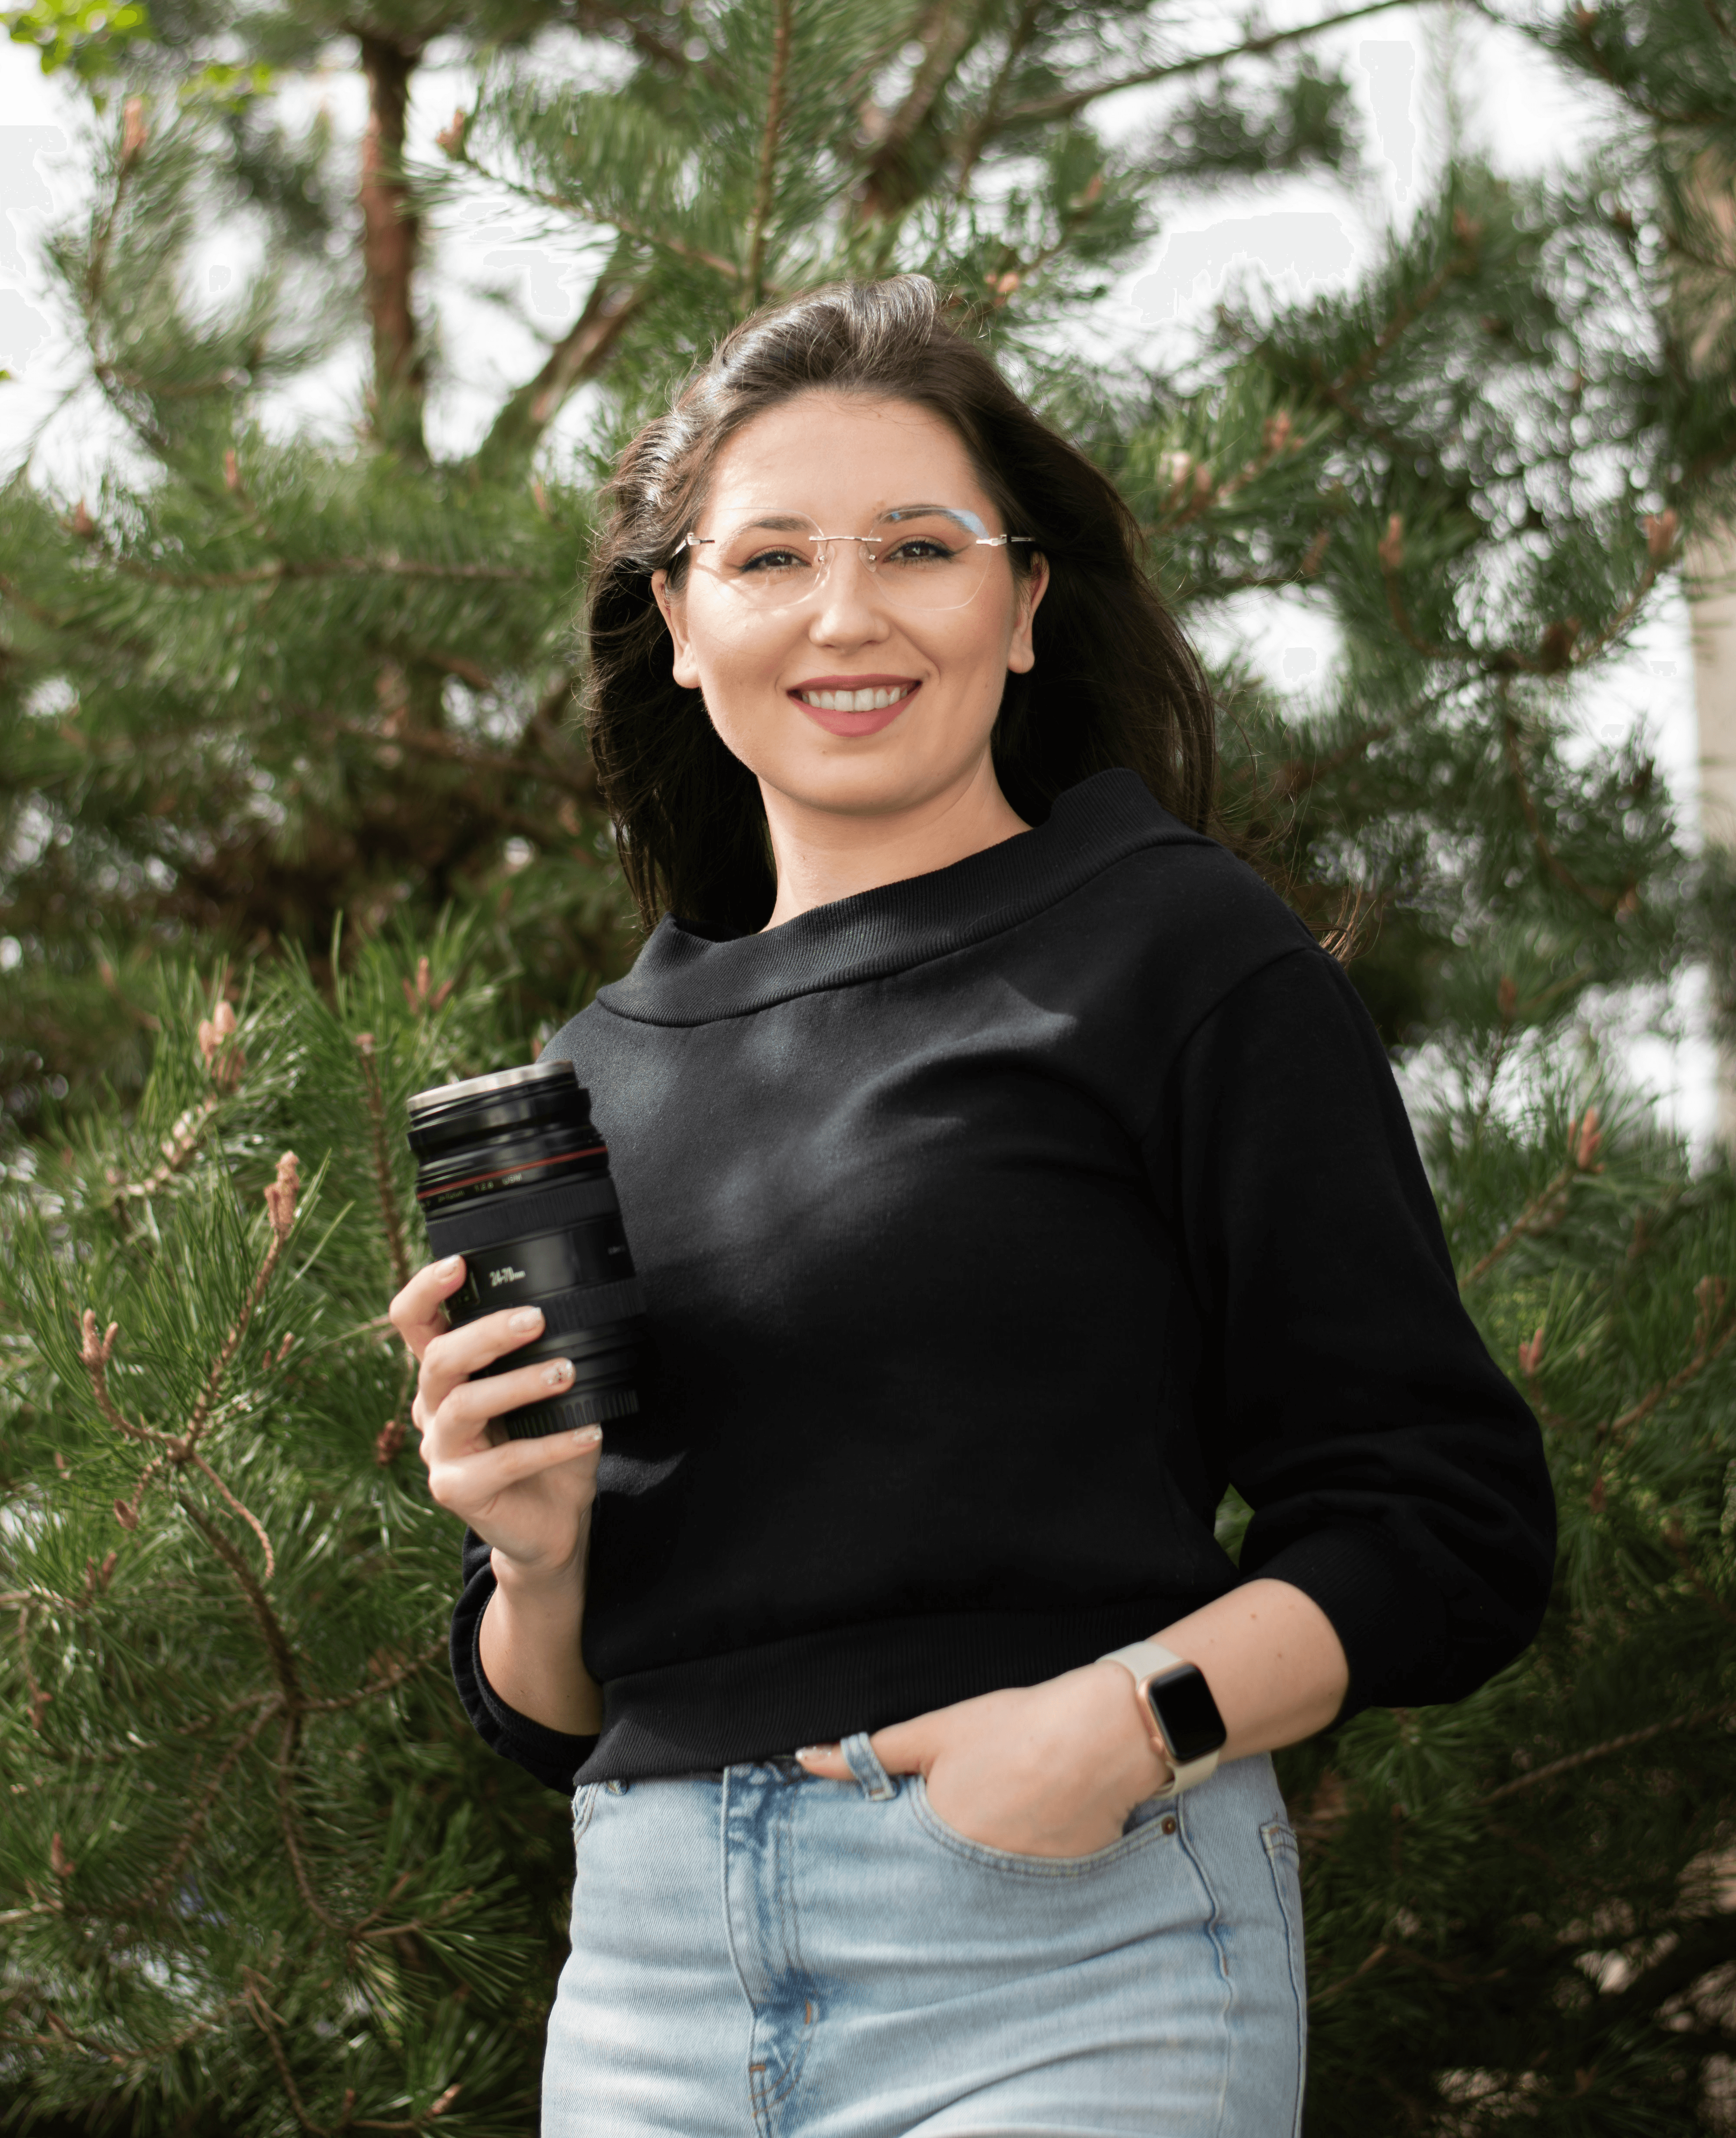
693, 508, 1005, 613
866, 508, 995, 611
707, 513, 825, 608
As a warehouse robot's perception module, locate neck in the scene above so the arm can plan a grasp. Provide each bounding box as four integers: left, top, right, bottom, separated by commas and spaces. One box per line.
759, 756, 1029, 928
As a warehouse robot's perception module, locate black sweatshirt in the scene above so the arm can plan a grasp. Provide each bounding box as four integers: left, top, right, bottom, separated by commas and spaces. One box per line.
450, 769, 1555, 1793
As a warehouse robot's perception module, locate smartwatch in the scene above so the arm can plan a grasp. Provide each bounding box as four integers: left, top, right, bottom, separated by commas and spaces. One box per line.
1096, 1640, 1227, 1797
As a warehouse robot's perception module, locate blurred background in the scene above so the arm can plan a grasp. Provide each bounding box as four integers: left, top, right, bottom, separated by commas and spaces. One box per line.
3, 3, 1736, 2131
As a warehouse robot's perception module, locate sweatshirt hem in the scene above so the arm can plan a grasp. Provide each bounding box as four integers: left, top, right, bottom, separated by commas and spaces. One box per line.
571, 1597, 1222, 1783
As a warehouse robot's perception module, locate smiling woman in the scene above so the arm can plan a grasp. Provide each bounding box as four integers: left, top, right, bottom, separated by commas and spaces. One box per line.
391, 277, 1555, 2138
650, 397, 1049, 926
583, 276, 1218, 933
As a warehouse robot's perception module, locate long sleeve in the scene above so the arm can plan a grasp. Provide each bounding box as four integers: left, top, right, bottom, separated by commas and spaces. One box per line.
450, 1530, 597, 1795
1149, 946, 1556, 1722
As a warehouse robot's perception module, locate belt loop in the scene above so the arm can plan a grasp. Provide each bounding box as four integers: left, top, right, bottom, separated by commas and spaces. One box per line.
839, 1731, 898, 1801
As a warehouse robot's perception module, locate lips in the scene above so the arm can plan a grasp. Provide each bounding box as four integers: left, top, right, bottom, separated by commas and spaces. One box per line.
789, 676, 919, 736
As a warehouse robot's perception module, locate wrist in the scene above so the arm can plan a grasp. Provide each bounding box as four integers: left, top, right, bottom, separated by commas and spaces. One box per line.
1088, 1661, 1174, 1793
490, 1545, 585, 1607
1094, 1641, 1227, 1796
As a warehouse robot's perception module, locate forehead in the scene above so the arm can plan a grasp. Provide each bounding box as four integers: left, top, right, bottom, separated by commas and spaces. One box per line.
701, 394, 990, 523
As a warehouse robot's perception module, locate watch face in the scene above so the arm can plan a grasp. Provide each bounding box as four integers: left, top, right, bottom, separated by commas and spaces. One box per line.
1145, 1665, 1227, 1766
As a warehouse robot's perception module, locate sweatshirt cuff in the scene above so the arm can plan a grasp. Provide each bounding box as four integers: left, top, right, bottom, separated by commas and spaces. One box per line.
449, 1562, 597, 1796
1243, 1525, 1447, 1727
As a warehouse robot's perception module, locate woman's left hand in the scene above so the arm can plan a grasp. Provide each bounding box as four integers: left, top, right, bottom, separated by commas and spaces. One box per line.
796, 1662, 1173, 1859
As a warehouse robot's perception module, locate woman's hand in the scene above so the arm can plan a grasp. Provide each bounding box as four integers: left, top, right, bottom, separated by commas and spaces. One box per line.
797, 1663, 1170, 1858
389, 1255, 604, 1580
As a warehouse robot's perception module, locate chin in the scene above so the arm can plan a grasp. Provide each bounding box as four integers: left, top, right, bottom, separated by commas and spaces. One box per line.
773, 751, 948, 818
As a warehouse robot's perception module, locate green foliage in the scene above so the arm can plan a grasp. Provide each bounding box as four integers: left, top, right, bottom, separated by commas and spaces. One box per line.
1294, 1081, 1736, 2134
5, 0, 1736, 2128
5, 0, 151, 85
1, 932, 574, 2132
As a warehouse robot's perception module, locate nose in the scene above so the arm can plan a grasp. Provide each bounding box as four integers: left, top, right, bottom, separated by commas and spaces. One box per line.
806, 541, 890, 648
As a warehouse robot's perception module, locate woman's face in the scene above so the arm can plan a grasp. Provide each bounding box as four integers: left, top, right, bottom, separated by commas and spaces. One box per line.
652, 393, 1046, 824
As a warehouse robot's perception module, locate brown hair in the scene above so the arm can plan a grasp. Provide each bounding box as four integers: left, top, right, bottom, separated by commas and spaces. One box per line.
585, 276, 1217, 933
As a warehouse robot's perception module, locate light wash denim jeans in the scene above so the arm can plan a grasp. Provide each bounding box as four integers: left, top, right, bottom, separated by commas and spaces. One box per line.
542, 1734, 1306, 2137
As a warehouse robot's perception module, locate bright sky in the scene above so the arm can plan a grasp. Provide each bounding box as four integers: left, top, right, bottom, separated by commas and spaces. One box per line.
0, 8, 1715, 1143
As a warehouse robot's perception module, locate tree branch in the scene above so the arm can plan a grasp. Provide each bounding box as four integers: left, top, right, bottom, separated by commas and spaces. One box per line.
858, 0, 982, 220
1269, 721, 1393, 801
1604, 1277, 1736, 1440
1000, 0, 1418, 129
79, 1313, 175, 1451
951, 0, 1043, 196
1484, 1703, 1733, 1803
1503, 713, 1624, 916
112, 554, 537, 591
353, 1037, 411, 1297
451, 152, 752, 284
271, 1711, 350, 1936
179, 1498, 303, 1708
746, 0, 795, 305
323, 715, 597, 801
136, 1702, 281, 1909
183, 1149, 299, 1453
303, 1640, 445, 1713
359, 34, 426, 460
475, 263, 646, 474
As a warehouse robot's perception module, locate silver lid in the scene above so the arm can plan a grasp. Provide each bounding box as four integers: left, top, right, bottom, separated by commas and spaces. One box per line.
407, 1058, 576, 1113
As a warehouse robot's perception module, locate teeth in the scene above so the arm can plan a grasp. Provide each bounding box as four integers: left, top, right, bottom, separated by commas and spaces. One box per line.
798, 685, 910, 712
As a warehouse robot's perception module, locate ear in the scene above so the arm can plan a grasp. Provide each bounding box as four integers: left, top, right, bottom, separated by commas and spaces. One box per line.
651, 568, 702, 690
1006, 552, 1049, 677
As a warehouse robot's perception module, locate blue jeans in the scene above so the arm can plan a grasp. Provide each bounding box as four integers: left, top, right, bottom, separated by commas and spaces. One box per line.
543, 1736, 1306, 2136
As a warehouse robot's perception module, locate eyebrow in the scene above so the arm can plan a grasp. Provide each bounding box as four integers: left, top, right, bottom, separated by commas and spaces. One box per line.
723, 504, 989, 532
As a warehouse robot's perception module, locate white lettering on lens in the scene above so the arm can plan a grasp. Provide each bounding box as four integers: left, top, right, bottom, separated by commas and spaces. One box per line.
489, 1266, 528, 1287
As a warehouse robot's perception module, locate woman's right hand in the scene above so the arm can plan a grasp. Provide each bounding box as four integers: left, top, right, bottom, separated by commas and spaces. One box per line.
390, 1255, 604, 1579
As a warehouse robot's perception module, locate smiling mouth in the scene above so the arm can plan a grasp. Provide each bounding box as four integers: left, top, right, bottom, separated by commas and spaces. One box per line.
791, 683, 917, 712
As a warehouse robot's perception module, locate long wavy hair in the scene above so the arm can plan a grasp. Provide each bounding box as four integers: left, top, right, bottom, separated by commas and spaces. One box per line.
585, 276, 1217, 933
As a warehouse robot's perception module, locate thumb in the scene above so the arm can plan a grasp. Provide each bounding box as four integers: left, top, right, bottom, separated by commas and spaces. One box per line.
793, 1742, 852, 1780
794, 1722, 931, 1781
866, 1719, 931, 1775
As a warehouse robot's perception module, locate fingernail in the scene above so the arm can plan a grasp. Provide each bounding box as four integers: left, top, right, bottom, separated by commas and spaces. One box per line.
795, 1745, 835, 1763
572, 1425, 602, 1447
437, 1255, 462, 1278
542, 1360, 572, 1386
510, 1307, 543, 1332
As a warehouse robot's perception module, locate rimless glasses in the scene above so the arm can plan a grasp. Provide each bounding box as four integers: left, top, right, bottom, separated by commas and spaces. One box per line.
675, 505, 1034, 615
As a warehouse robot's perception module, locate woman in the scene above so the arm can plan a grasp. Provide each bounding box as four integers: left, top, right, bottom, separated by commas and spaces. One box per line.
391, 276, 1555, 2136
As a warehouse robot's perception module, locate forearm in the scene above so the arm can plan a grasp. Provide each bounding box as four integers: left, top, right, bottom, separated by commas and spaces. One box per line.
1151, 1577, 1348, 1764
478, 1548, 603, 1737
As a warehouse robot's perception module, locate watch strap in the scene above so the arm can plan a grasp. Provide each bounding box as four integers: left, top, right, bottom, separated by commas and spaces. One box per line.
1096, 1640, 1222, 1797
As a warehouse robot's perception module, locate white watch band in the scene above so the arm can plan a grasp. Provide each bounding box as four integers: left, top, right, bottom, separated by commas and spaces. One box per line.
1096, 1639, 1222, 1796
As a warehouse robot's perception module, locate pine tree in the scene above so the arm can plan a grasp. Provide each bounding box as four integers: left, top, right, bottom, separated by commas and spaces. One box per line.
4, 934, 583, 2132
3, 0, 1736, 2130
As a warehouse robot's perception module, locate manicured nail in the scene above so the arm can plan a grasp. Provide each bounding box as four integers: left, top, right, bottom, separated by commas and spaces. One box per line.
510, 1307, 543, 1332
571, 1425, 602, 1448
795, 1745, 835, 1763
437, 1255, 462, 1279
542, 1360, 572, 1386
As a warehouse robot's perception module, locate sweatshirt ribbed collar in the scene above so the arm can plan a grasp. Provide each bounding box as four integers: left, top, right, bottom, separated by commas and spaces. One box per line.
595, 769, 1206, 1028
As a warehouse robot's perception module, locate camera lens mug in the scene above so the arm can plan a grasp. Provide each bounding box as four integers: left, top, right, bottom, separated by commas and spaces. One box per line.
405, 1061, 648, 1438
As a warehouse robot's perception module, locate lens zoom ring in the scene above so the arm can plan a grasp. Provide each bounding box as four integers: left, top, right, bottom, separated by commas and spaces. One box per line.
500, 1383, 641, 1440
422, 1176, 621, 1255
536, 1278, 647, 1332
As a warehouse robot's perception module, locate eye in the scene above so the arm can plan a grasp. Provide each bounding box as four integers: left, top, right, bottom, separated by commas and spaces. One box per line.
736, 544, 810, 573
881, 535, 960, 566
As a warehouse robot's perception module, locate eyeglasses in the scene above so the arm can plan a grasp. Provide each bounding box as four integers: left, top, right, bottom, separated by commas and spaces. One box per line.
675, 506, 1033, 614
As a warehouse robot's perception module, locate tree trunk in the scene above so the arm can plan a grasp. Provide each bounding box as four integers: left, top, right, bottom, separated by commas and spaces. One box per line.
359, 33, 425, 460
1691, 530, 1736, 1145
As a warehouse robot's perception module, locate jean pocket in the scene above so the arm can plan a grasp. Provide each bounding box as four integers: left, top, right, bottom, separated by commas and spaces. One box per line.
906, 1775, 1173, 1879
572, 1780, 600, 1847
